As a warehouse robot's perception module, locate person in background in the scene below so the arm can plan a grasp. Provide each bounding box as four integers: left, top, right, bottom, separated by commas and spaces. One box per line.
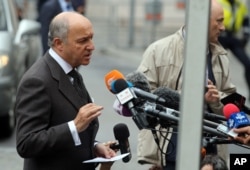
200, 154, 228, 170
36, 0, 48, 14
15, 11, 116, 170
38, 0, 76, 54
72, 0, 87, 15
136, 0, 236, 169
218, 0, 250, 100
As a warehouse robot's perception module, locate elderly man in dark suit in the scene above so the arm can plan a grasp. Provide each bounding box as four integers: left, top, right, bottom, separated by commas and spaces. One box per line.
15, 11, 116, 170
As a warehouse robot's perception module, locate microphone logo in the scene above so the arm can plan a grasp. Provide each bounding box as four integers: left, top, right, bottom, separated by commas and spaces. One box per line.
107, 76, 116, 87
227, 111, 250, 129
228, 119, 234, 128
116, 88, 135, 105
235, 113, 246, 120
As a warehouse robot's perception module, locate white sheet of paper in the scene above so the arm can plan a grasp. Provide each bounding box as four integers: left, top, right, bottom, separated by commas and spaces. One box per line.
83, 153, 130, 163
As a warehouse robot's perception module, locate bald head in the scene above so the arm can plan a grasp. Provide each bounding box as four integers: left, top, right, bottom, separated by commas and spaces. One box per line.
48, 11, 95, 67
53, 11, 91, 25
210, 0, 224, 18
48, 12, 92, 47
209, 0, 225, 43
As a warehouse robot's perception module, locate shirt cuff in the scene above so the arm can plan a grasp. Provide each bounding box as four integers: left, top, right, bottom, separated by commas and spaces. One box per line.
94, 141, 99, 147
68, 121, 81, 146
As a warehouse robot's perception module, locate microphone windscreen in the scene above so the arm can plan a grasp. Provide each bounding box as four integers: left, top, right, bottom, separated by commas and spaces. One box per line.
223, 103, 240, 119
104, 70, 125, 91
113, 99, 132, 117
111, 79, 129, 94
125, 71, 151, 92
113, 123, 130, 140
153, 87, 180, 110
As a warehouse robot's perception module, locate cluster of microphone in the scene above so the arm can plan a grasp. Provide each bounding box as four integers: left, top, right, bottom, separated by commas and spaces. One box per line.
105, 69, 250, 161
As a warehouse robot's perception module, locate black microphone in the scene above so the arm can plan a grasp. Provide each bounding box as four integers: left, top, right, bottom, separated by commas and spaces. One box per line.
153, 86, 180, 110
203, 112, 226, 121
143, 105, 229, 138
126, 72, 179, 109
112, 71, 151, 117
111, 83, 166, 105
110, 78, 149, 129
144, 105, 179, 127
147, 102, 225, 131
111, 71, 166, 105
113, 123, 132, 163
153, 86, 226, 121
131, 87, 166, 105
113, 71, 159, 127
117, 72, 176, 120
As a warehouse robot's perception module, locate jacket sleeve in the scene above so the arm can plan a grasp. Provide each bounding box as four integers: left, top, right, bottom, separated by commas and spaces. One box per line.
15, 76, 74, 158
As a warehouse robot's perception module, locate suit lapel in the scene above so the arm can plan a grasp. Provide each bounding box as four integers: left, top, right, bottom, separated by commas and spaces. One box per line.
44, 53, 88, 109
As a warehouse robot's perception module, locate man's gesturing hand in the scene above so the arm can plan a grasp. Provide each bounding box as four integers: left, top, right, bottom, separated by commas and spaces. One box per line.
74, 103, 103, 132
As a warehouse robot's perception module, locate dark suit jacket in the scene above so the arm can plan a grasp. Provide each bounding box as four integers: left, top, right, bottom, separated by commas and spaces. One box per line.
15, 52, 99, 170
38, 0, 62, 54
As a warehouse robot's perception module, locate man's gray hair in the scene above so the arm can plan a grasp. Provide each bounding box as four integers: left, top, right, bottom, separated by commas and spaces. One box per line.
47, 18, 69, 47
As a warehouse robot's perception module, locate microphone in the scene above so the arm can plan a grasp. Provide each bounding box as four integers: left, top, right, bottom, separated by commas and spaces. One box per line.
107, 70, 166, 105
110, 81, 166, 105
152, 86, 180, 110
153, 86, 226, 121
113, 123, 132, 163
112, 71, 151, 117
132, 87, 166, 105
111, 71, 160, 127
109, 78, 149, 129
125, 71, 166, 104
113, 99, 132, 117
142, 100, 224, 130
143, 105, 228, 138
221, 92, 250, 115
223, 103, 250, 129
125, 71, 151, 92
203, 112, 226, 121
104, 69, 125, 93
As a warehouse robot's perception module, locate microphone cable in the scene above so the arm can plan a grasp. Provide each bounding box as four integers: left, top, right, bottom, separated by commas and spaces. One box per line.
147, 124, 177, 160
159, 126, 176, 156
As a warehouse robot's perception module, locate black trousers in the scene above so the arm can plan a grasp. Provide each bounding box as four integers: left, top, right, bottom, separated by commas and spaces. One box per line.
163, 161, 176, 170
163, 127, 178, 170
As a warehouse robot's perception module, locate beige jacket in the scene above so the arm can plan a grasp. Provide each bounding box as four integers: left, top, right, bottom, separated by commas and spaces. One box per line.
136, 26, 236, 165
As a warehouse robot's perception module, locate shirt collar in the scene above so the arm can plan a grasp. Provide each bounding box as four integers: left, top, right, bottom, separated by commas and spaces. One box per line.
49, 48, 72, 74
58, 0, 74, 11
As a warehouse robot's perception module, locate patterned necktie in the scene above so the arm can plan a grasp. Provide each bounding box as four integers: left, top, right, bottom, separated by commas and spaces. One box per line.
68, 69, 86, 99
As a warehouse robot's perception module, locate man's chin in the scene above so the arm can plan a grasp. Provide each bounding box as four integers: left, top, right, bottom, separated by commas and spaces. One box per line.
82, 61, 90, 65
210, 39, 218, 44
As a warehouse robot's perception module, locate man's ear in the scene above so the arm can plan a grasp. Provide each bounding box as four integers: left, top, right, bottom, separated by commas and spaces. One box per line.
53, 38, 64, 51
